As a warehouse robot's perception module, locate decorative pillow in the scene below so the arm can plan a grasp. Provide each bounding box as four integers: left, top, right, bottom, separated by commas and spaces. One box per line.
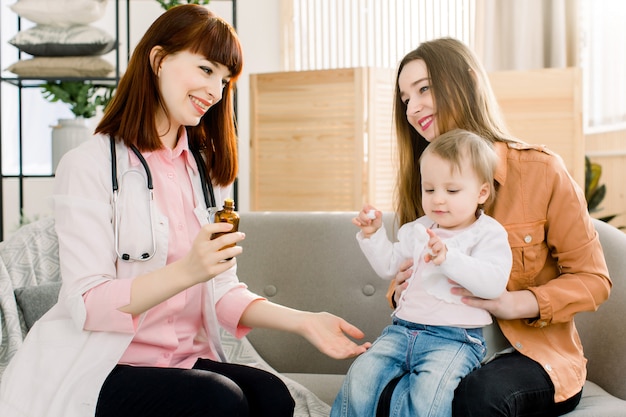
14, 282, 62, 330
9, 25, 116, 57
9, 0, 108, 27
6, 57, 115, 77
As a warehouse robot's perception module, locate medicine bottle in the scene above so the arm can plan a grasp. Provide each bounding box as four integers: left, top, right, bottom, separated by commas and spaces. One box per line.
211, 199, 240, 254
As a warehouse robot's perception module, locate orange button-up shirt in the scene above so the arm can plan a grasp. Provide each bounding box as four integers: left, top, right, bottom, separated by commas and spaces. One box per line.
388, 141, 611, 402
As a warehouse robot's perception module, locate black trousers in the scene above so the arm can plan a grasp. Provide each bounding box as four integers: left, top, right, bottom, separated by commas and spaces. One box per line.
95, 358, 295, 417
377, 351, 582, 417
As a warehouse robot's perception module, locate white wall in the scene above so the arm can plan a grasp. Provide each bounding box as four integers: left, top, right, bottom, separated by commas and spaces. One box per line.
1, 0, 280, 237
235, 0, 282, 211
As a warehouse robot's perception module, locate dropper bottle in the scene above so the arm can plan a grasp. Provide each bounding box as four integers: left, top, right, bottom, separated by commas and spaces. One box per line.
211, 199, 240, 257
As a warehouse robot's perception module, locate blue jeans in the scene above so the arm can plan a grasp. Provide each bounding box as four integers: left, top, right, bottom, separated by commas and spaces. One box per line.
331, 317, 486, 417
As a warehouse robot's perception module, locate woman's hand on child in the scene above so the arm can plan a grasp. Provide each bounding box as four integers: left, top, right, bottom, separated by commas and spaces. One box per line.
450, 285, 540, 320
392, 258, 414, 306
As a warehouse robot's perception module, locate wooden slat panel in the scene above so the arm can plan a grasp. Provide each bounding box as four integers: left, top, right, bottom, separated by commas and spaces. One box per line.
488, 67, 584, 187
367, 67, 396, 211
250, 68, 365, 211
250, 67, 584, 211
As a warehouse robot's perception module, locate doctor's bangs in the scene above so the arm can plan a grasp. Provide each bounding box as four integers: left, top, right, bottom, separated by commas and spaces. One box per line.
190, 16, 243, 80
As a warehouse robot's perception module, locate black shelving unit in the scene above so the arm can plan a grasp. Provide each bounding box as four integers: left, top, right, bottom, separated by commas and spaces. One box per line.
0, 0, 130, 240
0, 1, 237, 240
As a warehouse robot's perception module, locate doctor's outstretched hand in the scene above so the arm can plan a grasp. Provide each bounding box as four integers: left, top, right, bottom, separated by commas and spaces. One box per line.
240, 300, 372, 360
298, 311, 373, 359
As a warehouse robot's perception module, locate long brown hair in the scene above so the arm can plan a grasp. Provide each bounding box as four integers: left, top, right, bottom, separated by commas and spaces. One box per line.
393, 37, 516, 225
96, 4, 243, 186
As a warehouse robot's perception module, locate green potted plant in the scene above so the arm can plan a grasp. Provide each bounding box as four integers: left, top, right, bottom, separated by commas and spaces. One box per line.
41, 81, 115, 172
585, 156, 624, 228
41, 81, 115, 119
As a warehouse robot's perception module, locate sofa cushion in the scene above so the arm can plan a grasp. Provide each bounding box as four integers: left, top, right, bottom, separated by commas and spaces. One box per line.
565, 381, 626, 416
14, 282, 61, 330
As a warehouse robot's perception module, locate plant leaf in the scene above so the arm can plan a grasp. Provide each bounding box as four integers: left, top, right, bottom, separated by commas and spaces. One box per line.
41, 81, 115, 118
587, 184, 606, 212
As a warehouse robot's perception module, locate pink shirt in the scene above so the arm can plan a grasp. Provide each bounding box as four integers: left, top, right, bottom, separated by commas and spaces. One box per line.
83, 133, 261, 368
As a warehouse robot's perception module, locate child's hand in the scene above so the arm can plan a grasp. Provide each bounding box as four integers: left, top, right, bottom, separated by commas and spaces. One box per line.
424, 228, 447, 265
352, 205, 382, 238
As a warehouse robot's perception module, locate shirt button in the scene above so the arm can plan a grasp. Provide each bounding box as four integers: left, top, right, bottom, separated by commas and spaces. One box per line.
515, 342, 523, 349
167, 172, 174, 179
524, 235, 532, 243
545, 364, 553, 371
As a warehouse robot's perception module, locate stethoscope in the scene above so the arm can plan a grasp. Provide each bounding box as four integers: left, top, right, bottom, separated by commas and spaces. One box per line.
110, 136, 216, 262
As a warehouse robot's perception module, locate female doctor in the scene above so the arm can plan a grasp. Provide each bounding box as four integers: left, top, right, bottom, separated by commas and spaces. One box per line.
0, 5, 370, 417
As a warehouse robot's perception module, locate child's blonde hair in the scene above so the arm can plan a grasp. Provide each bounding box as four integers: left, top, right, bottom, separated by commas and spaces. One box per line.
420, 129, 498, 210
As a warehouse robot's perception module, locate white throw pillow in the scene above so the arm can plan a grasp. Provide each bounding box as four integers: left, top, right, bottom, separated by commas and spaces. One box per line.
9, 0, 109, 27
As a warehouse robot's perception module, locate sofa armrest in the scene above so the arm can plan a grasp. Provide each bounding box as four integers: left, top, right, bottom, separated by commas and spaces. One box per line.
574, 219, 626, 400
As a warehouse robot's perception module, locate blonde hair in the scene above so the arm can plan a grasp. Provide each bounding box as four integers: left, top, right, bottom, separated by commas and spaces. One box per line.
420, 129, 498, 210
392, 37, 518, 225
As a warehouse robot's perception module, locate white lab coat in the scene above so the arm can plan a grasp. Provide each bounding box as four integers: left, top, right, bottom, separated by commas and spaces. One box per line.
0, 135, 243, 417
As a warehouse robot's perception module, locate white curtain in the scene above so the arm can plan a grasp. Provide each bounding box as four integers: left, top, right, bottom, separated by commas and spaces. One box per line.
579, 0, 626, 129
475, 0, 626, 129
281, 0, 475, 71
474, 0, 578, 72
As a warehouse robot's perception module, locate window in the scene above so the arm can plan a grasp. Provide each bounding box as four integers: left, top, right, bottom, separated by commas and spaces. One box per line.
579, 0, 626, 131
285, 0, 475, 71
286, 0, 626, 133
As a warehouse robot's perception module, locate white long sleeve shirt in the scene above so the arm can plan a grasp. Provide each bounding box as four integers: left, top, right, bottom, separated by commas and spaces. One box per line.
357, 212, 512, 327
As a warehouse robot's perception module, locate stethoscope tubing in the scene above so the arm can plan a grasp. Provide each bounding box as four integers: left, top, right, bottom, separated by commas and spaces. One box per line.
109, 136, 215, 261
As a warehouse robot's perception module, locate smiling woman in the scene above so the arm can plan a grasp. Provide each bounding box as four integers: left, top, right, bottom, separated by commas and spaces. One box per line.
0, 5, 372, 417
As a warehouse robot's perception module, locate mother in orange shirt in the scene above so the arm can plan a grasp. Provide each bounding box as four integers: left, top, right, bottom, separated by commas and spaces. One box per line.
382, 37, 611, 417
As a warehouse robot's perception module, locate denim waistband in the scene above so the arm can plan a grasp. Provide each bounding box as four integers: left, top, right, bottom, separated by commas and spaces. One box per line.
392, 316, 484, 338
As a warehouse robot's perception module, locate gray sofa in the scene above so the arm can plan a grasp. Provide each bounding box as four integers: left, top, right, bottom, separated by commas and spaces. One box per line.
1, 212, 625, 416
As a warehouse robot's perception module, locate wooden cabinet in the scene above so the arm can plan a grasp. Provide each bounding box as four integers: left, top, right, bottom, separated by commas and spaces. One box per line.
250, 67, 583, 211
